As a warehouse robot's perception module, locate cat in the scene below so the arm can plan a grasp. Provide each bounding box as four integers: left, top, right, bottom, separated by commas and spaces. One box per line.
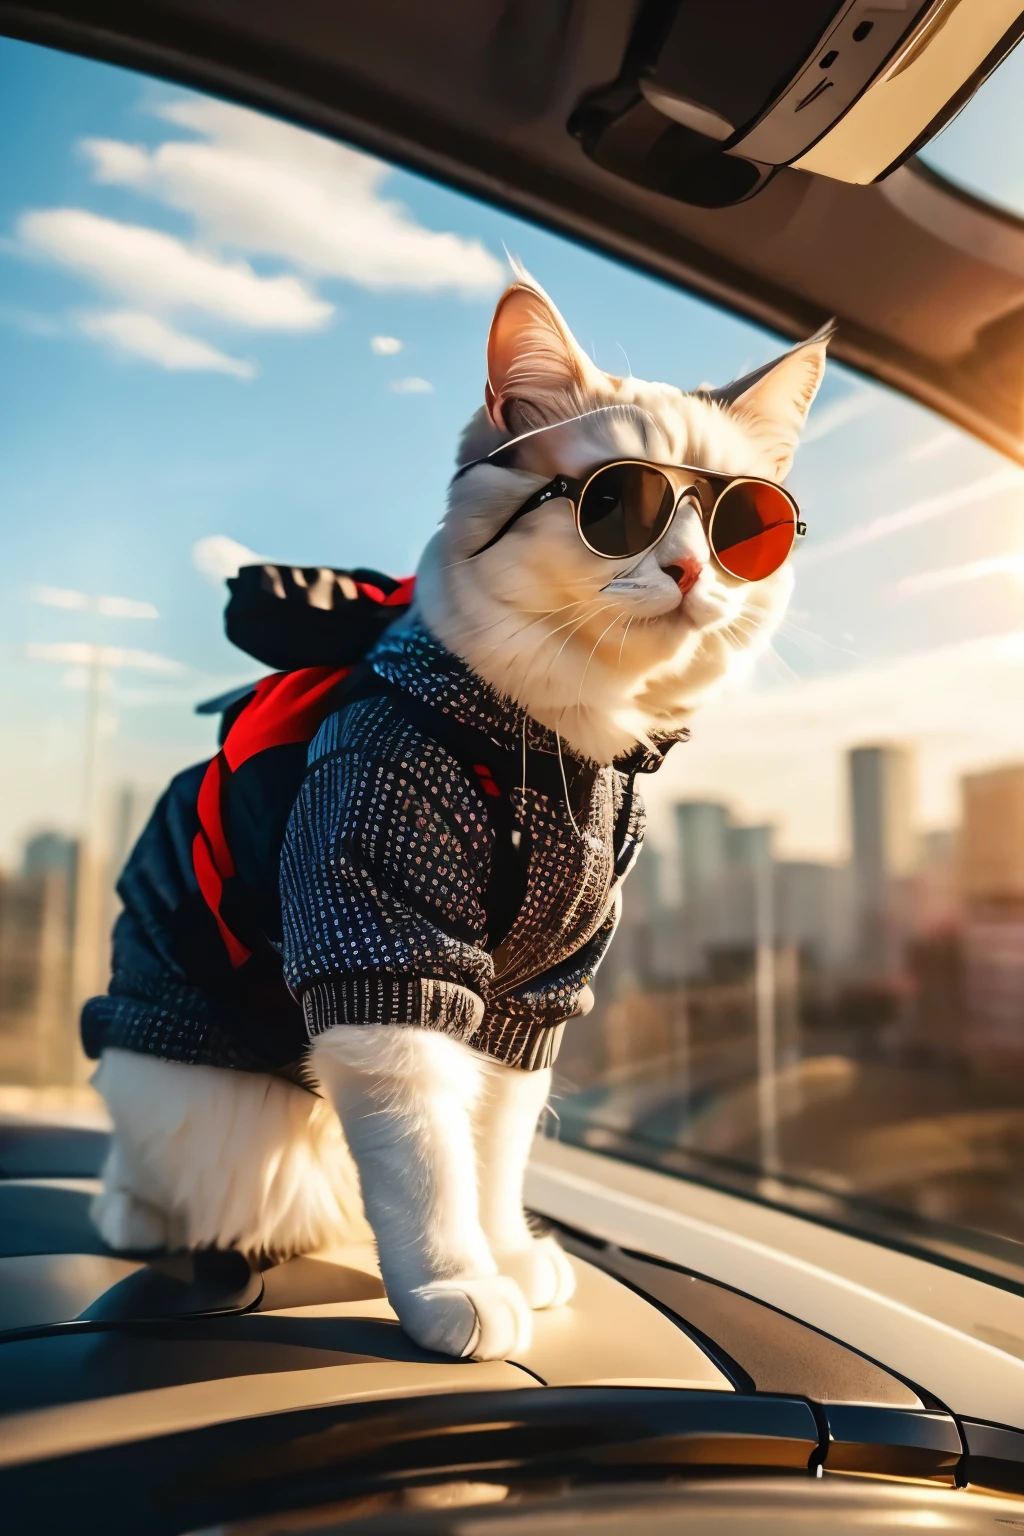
91, 273, 827, 1363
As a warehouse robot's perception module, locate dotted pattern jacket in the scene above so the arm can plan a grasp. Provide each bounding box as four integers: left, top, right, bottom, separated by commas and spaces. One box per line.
281, 621, 685, 1070
82, 621, 684, 1078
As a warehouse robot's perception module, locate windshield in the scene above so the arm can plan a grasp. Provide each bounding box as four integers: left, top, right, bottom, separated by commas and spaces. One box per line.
2, 37, 1023, 1289
919, 39, 1024, 220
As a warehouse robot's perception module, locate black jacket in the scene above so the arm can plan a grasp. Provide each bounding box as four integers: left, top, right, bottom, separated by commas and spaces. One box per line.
84, 621, 684, 1076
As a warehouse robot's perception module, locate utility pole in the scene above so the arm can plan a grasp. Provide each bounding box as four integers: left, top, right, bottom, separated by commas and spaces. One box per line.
755, 847, 780, 1177
68, 645, 107, 1083
26, 586, 173, 1084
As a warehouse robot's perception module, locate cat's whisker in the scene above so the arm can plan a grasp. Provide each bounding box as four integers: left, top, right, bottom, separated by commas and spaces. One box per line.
776, 616, 864, 660
718, 620, 800, 683
576, 611, 627, 713
506, 611, 600, 698
546, 603, 616, 675
616, 615, 635, 670
491, 600, 610, 689
534, 601, 609, 646
722, 614, 767, 641
760, 644, 800, 682
468, 596, 602, 650
459, 594, 593, 646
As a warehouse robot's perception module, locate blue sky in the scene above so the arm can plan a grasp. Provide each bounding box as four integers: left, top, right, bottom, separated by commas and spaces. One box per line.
920, 39, 1024, 216
2, 36, 1024, 864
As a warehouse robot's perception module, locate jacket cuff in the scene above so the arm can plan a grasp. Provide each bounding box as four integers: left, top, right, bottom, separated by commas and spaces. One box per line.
300, 974, 485, 1043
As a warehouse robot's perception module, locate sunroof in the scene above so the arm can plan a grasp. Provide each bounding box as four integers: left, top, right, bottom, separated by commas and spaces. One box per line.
918, 40, 1024, 219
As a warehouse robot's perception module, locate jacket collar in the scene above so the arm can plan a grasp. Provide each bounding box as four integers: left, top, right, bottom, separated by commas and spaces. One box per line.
370, 618, 686, 774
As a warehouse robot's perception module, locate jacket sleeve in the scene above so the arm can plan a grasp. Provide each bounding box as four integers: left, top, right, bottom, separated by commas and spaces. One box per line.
279, 698, 495, 1044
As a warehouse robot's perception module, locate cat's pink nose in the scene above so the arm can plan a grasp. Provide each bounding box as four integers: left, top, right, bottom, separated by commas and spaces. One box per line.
664, 556, 704, 598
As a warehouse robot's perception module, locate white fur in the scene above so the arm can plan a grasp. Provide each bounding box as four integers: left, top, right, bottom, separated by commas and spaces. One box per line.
314, 1025, 540, 1357
91, 1049, 369, 1256
93, 1030, 554, 1360
417, 273, 824, 765
92, 274, 826, 1362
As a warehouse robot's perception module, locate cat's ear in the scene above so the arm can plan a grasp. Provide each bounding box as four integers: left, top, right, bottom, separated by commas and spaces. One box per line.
486, 280, 606, 433
725, 324, 832, 479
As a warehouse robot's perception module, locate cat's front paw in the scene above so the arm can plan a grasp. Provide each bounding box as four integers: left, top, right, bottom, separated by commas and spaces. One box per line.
91, 1188, 171, 1252
398, 1274, 533, 1361
493, 1235, 576, 1310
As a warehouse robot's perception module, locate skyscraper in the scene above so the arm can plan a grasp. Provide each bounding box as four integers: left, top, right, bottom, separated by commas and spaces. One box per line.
725, 823, 774, 874
673, 801, 731, 965
775, 860, 852, 969
848, 745, 916, 974
959, 764, 1024, 1064
674, 802, 730, 909
0, 832, 79, 1084
960, 765, 1024, 903
673, 803, 779, 955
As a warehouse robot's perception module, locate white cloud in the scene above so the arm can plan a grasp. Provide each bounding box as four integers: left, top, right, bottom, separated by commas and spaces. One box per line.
78, 310, 258, 378
31, 584, 158, 617
13, 94, 501, 379
19, 209, 330, 331
390, 375, 433, 394
192, 534, 267, 583
95, 593, 160, 618
25, 641, 185, 676
81, 99, 504, 297
31, 585, 91, 612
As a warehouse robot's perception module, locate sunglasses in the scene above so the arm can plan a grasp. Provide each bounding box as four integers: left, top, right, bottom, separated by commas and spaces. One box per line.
462, 409, 805, 582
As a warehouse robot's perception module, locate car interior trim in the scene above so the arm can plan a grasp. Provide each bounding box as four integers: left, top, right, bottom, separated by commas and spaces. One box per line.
794, 0, 1024, 183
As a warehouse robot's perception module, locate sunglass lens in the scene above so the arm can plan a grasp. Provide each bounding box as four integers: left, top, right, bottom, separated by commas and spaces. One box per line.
578, 465, 676, 557
710, 481, 796, 580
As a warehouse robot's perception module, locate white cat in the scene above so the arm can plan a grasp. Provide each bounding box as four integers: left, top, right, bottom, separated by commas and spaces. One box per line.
91, 275, 827, 1363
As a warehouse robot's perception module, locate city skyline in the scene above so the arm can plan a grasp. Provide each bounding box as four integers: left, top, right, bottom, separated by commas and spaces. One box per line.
642, 626, 1024, 864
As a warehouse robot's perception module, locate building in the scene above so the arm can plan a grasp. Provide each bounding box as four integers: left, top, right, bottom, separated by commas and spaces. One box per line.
0, 836, 78, 1086
960, 765, 1024, 904
959, 764, 1024, 1065
673, 802, 778, 958
848, 744, 916, 975
674, 802, 730, 909
23, 830, 78, 888
775, 860, 852, 970
725, 823, 773, 874
913, 828, 960, 935
721, 823, 774, 949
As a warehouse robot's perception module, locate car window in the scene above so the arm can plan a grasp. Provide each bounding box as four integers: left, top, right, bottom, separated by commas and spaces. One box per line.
918, 39, 1024, 218
2, 36, 1023, 1284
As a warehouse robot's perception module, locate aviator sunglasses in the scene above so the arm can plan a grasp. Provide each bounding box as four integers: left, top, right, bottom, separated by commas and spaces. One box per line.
462, 409, 806, 582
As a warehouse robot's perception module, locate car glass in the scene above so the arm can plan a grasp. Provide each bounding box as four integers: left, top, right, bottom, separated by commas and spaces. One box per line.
919, 38, 1024, 219
2, 35, 1023, 1287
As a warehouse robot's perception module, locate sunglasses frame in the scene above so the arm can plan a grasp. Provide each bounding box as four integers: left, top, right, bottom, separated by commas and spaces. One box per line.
470, 457, 806, 581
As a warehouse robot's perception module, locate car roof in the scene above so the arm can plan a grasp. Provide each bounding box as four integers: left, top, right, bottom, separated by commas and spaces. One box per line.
2, 1118, 1018, 1489
2, 0, 1024, 462
5, 1119, 1024, 1528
